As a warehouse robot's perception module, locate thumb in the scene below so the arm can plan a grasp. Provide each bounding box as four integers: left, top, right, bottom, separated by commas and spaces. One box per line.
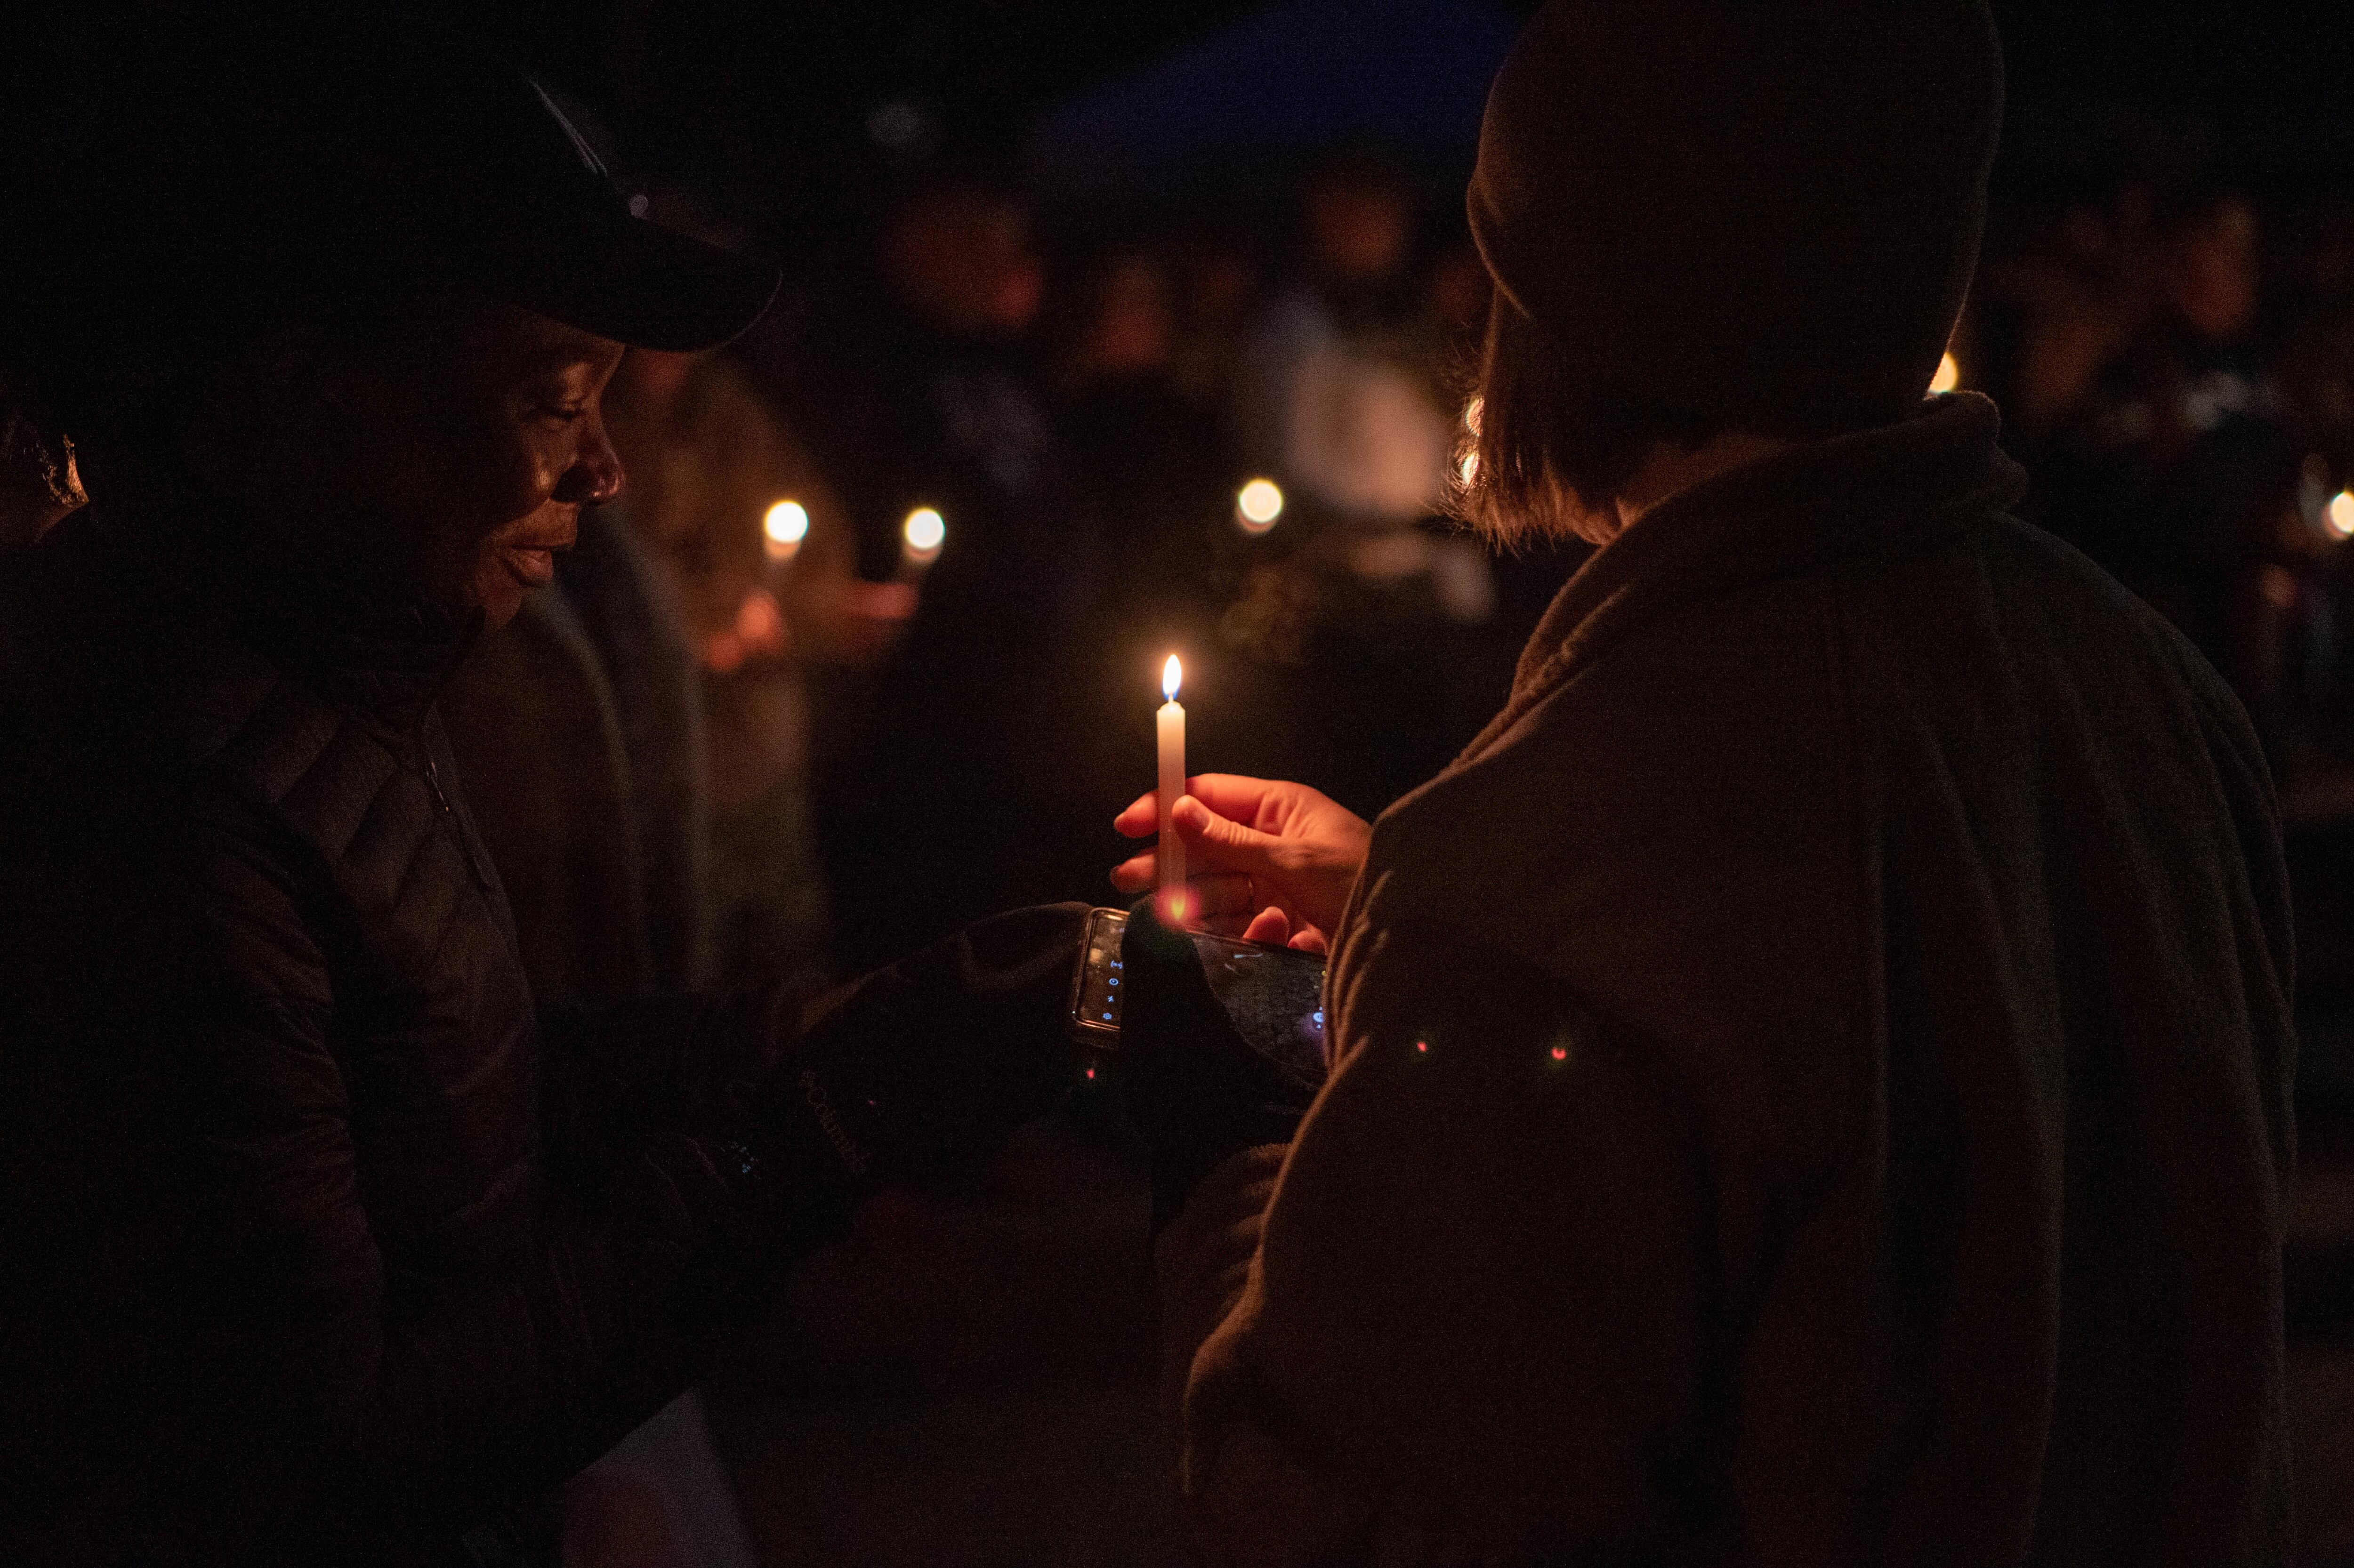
1172, 795, 1285, 872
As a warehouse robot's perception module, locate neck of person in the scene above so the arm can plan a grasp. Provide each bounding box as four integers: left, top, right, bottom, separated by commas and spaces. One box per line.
1608, 429, 1795, 536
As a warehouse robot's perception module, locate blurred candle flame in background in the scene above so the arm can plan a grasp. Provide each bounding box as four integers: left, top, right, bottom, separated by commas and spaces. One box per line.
902, 506, 946, 564
1236, 478, 1283, 533
763, 499, 809, 562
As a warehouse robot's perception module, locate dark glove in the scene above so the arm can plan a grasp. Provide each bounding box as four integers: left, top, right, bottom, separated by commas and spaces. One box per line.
1117, 895, 1324, 1231
742, 902, 1092, 1215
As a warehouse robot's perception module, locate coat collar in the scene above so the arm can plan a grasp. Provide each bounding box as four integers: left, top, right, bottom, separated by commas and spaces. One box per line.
1463, 392, 2026, 762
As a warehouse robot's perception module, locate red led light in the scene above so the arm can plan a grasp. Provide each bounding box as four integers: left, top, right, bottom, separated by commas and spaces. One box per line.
1550, 1046, 1567, 1061
1415, 1040, 1429, 1054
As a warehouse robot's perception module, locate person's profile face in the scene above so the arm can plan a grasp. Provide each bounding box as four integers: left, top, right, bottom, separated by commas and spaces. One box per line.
332, 300, 626, 630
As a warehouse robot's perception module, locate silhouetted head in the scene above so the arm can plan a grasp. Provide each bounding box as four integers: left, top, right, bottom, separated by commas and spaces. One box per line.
1, 12, 776, 627
1458, 0, 2003, 543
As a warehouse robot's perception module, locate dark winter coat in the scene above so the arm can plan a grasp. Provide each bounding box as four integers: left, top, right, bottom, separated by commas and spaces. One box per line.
0, 490, 791, 1564
1160, 394, 2298, 1564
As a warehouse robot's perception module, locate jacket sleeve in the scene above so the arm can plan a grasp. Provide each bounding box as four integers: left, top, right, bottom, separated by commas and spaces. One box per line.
171, 813, 771, 1546
1163, 918, 1717, 1565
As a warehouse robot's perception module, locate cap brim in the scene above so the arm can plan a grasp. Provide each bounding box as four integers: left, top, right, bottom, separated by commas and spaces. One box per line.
490, 209, 782, 353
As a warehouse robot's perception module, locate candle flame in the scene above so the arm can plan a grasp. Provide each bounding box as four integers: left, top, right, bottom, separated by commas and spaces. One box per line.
1236, 478, 1283, 532
2331, 491, 2354, 540
1929, 353, 1961, 395
1162, 654, 1182, 701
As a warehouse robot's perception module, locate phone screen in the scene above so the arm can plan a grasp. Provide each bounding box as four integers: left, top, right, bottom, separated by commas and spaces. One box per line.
1072, 908, 1327, 1071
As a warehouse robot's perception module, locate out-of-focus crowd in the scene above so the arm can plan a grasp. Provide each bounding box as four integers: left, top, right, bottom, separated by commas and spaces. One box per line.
532, 124, 2354, 1016
14, 112, 2354, 1030
1964, 129, 2354, 787
439, 145, 1567, 1009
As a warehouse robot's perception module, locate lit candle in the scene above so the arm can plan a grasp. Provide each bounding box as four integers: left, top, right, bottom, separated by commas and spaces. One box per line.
1157, 654, 1186, 914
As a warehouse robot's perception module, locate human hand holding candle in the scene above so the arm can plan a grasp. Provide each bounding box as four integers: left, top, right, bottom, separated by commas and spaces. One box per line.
1113, 773, 1372, 949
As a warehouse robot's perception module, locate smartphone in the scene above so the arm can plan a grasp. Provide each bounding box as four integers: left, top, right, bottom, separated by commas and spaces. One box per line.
1069, 907, 1328, 1066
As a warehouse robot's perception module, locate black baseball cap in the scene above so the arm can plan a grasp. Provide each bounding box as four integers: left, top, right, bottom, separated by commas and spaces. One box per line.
0, 11, 779, 367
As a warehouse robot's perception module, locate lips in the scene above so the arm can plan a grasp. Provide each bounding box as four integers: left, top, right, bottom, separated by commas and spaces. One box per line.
495, 520, 576, 589
501, 545, 559, 588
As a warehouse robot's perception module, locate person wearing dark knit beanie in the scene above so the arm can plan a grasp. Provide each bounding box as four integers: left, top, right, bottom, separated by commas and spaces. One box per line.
1129, 2, 2294, 1563
1460, 0, 2003, 543
1474, 0, 1999, 432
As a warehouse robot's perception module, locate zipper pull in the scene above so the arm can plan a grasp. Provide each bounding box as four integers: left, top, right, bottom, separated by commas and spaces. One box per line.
422, 749, 494, 890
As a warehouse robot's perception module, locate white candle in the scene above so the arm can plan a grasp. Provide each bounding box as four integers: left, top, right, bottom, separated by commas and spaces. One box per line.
1157, 654, 1186, 911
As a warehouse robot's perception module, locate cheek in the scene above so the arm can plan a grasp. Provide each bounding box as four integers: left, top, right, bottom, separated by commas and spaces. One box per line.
383, 411, 562, 606
437, 418, 561, 531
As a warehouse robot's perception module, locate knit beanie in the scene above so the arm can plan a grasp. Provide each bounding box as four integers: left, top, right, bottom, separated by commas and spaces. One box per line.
1468, 0, 2003, 433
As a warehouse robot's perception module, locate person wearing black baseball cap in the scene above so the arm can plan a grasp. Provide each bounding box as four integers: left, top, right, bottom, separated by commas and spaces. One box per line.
0, 14, 1087, 1564
1122, 2, 2294, 1563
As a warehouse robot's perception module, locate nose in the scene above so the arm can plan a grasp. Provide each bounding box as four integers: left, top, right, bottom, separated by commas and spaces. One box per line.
552, 413, 625, 507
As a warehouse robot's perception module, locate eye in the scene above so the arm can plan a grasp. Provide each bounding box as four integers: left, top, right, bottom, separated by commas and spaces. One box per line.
534, 402, 589, 427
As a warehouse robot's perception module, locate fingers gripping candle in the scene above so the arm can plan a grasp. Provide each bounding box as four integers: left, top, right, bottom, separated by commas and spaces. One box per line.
1157, 655, 1186, 920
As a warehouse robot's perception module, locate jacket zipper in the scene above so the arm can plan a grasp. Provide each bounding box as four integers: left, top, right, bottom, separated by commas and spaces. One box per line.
422, 747, 494, 890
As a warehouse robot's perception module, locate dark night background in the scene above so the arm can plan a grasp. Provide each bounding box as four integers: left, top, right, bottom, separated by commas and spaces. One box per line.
466, 1, 2354, 209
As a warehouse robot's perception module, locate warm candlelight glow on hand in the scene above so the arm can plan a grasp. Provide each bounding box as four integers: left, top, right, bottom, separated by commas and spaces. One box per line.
1163, 654, 1183, 701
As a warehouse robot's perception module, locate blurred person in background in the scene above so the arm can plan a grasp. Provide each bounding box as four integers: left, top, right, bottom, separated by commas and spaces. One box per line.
1235, 147, 1455, 529
2028, 180, 2306, 751
1110, 1, 2296, 1560
1049, 244, 1235, 654
0, 20, 1082, 1563
1168, 229, 1266, 414
1222, 149, 1504, 822
786, 169, 1115, 969
595, 332, 905, 990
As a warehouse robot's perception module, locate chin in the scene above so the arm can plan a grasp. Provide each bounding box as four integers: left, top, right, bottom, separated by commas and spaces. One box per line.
473, 577, 531, 633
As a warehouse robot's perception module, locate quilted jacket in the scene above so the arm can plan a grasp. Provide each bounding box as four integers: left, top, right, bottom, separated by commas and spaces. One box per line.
0, 488, 800, 1565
